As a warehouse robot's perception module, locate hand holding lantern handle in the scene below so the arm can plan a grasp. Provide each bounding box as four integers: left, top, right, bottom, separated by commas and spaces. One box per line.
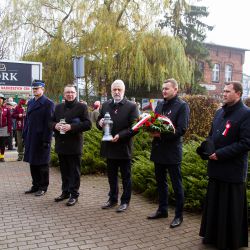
59, 118, 66, 134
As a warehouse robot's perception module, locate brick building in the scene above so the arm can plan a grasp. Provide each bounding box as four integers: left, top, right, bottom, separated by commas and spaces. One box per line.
200, 43, 248, 98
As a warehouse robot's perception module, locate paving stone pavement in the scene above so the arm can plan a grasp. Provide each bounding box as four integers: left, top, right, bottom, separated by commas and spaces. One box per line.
0, 151, 249, 250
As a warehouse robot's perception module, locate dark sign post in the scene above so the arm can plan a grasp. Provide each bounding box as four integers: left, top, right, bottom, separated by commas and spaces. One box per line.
0, 60, 42, 96
73, 56, 85, 101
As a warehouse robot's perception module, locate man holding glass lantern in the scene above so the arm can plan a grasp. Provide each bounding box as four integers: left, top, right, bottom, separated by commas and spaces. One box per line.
51, 84, 91, 206
97, 79, 138, 212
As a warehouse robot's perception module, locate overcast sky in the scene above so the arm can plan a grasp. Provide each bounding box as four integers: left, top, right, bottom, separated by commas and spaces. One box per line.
196, 0, 250, 75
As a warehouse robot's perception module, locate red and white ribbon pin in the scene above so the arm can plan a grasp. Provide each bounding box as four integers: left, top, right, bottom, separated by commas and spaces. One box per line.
222, 121, 231, 136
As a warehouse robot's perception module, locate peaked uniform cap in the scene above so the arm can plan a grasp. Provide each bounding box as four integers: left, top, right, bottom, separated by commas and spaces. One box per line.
31, 80, 45, 88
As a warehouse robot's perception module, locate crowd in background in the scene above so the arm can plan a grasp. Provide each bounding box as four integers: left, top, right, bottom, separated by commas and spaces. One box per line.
0, 95, 27, 162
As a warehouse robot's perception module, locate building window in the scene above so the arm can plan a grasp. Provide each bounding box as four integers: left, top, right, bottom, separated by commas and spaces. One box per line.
225, 64, 233, 82
212, 63, 220, 82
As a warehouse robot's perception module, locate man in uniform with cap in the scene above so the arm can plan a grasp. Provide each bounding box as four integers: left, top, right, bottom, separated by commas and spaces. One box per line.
23, 80, 54, 196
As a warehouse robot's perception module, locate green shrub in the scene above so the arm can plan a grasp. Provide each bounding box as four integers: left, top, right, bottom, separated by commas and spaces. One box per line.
81, 127, 107, 174
132, 139, 208, 211
133, 131, 152, 158
181, 140, 208, 211
50, 145, 59, 167
132, 152, 157, 199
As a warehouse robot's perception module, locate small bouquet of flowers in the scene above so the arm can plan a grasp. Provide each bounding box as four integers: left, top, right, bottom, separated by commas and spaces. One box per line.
132, 112, 175, 134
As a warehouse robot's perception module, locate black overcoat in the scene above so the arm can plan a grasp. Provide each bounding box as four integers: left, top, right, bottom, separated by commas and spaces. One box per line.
51, 99, 91, 155
150, 96, 190, 165
97, 98, 139, 159
207, 100, 250, 183
23, 95, 54, 165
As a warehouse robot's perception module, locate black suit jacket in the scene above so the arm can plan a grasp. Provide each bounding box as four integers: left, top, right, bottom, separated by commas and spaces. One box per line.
97, 98, 139, 159
51, 99, 92, 155
150, 96, 190, 164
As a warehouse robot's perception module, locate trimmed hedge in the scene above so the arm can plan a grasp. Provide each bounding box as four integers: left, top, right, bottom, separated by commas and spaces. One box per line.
132, 139, 208, 211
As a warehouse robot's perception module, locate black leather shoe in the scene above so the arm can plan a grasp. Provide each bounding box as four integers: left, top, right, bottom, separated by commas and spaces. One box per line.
101, 200, 117, 209
66, 197, 78, 206
54, 193, 70, 202
25, 188, 38, 194
35, 190, 47, 196
147, 210, 168, 219
170, 216, 183, 228
116, 203, 128, 213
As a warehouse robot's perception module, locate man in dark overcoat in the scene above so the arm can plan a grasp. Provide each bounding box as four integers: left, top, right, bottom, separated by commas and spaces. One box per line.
23, 80, 54, 196
97, 79, 139, 212
199, 81, 250, 249
51, 85, 91, 206
147, 78, 190, 229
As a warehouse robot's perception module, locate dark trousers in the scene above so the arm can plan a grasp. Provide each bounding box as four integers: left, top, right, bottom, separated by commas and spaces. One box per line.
6, 131, 13, 150
30, 164, 49, 191
107, 159, 131, 204
0, 137, 7, 155
154, 163, 184, 218
58, 154, 81, 198
16, 130, 24, 159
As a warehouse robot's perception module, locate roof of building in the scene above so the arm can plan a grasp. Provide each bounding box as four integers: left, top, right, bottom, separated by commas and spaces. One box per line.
204, 42, 250, 52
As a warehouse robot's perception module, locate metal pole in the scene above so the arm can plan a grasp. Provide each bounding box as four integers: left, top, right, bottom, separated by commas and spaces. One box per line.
77, 78, 79, 101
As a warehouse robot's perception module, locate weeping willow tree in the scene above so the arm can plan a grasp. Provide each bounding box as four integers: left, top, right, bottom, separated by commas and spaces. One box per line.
23, 38, 75, 100
81, 28, 193, 95
3, 0, 195, 99
127, 31, 193, 90
2, 0, 92, 99
79, 2, 193, 97
3, 0, 172, 98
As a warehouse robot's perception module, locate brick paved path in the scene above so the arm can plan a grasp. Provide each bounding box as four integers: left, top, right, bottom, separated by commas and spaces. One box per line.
0, 152, 248, 250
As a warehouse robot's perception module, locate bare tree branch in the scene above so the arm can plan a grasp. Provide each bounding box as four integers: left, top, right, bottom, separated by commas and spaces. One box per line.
116, 0, 131, 27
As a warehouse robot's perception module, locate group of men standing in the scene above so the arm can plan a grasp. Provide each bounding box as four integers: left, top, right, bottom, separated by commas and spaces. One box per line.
22, 78, 249, 250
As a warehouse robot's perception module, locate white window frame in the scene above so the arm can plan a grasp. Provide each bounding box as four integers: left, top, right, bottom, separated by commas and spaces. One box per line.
225, 64, 233, 82
212, 63, 220, 82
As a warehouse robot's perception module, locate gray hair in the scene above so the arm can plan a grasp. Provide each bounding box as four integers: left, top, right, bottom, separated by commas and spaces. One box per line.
111, 79, 125, 90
